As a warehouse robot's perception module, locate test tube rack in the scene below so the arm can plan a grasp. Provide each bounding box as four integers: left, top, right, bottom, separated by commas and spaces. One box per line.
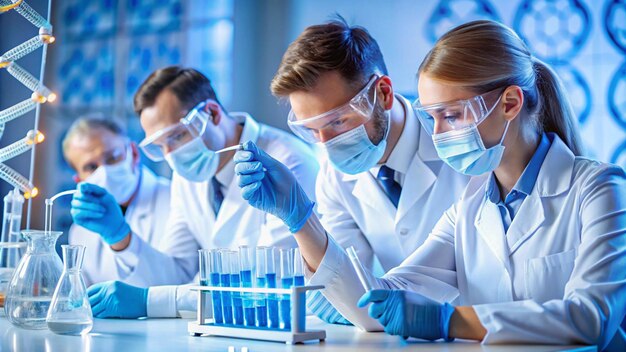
188, 285, 326, 344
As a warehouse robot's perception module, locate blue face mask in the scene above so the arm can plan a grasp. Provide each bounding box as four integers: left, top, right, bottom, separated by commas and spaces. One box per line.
164, 137, 219, 182
322, 111, 390, 175
433, 120, 510, 176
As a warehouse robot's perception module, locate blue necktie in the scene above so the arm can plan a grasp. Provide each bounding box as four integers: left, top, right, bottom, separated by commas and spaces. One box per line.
210, 176, 224, 216
377, 165, 402, 208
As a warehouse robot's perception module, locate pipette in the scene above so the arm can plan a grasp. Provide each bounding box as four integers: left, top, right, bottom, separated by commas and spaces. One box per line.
47, 189, 77, 203
44, 190, 78, 233
214, 144, 242, 154
346, 246, 373, 292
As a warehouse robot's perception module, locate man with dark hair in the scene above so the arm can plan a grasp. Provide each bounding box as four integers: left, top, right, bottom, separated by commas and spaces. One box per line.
64, 116, 171, 287
79, 66, 319, 319
235, 17, 469, 325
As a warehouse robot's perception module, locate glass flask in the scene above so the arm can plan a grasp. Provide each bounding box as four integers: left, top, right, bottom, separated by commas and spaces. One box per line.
47, 245, 93, 335
4, 230, 63, 329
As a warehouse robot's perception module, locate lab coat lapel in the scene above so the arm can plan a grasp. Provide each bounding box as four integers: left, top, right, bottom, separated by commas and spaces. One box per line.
351, 172, 396, 221
211, 177, 240, 237
213, 113, 261, 237
395, 151, 436, 224
506, 194, 545, 255
506, 135, 573, 255
474, 197, 510, 269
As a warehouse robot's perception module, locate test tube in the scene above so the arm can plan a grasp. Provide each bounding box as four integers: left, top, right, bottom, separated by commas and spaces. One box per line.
279, 248, 293, 330
210, 249, 224, 324
198, 249, 213, 324
293, 248, 305, 286
239, 245, 256, 327
220, 249, 233, 325
266, 247, 279, 329
346, 246, 373, 292
229, 251, 244, 325
199, 249, 223, 325
255, 247, 268, 328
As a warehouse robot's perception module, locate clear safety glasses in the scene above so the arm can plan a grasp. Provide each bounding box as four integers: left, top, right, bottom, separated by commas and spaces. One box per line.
287, 75, 379, 143
139, 101, 210, 161
412, 88, 503, 136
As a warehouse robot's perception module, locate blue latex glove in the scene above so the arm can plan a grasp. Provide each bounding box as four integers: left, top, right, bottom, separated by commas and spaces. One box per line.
357, 289, 455, 341
70, 182, 131, 245
234, 141, 314, 233
87, 281, 148, 318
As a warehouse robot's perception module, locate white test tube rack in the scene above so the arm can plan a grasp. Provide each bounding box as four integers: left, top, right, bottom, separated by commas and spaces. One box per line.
188, 284, 326, 344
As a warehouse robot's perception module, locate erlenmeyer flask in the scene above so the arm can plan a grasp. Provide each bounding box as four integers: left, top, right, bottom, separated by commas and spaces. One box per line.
46, 245, 93, 335
4, 230, 63, 329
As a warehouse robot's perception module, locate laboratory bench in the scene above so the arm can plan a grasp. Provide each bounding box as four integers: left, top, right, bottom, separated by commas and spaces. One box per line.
0, 314, 596, 352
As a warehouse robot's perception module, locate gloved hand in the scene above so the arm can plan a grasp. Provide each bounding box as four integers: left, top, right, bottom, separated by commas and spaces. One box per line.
87, 281, 148, 318
357, 289, 455, 341
234, 141, 314, 233
70, 182, 131, 245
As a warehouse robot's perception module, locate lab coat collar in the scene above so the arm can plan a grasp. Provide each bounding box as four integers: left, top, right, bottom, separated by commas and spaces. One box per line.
474, 133, 575, 260
213, 112, 261, 231
506, 134, 573, 255
533, 133, 575, 197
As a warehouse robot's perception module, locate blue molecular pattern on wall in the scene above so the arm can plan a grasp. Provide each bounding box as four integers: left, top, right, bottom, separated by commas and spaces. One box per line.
513, 0, 591, 63
58, 40, 116, 107
425, 0, 500, 44
608, 61, 626, 130
604, 0, 626, 54
56, 0, 234, 110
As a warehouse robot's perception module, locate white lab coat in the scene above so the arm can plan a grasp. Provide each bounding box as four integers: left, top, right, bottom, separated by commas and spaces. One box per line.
309, 134, 626, 350
114, 113, 318, 317
68, 166, 171, 287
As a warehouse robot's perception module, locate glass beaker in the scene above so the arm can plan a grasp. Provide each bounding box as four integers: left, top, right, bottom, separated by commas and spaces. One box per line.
46, 245, 93, 335
4, 230, 63, 329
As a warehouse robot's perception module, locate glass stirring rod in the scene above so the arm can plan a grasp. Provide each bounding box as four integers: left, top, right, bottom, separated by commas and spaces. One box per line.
214, 144, 243, 154
346, 246, 374, 292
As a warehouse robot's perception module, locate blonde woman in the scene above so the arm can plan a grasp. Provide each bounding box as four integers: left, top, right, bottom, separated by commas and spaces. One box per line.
234, 20, 626, 349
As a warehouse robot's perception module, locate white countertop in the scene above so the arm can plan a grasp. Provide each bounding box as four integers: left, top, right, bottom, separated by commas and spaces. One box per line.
0, 314, 597, 352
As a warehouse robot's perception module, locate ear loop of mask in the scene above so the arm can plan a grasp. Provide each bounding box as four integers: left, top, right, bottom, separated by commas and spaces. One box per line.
476, 93, 509, 146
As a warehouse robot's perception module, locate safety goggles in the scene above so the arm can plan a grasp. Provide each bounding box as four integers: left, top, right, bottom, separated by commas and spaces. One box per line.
77, 143, 129, 177
412, 88, 503, 136
287, 75, 379, 143
139, 101, 210, 161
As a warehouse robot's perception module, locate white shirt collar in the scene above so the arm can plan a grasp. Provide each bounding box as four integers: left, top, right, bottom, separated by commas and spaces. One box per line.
370, 94, 420, 177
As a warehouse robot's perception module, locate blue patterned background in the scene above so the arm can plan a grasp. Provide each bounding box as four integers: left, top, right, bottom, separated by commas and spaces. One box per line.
50, 0, 626, 169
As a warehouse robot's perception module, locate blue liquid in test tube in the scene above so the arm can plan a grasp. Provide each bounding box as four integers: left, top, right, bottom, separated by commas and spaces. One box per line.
266, 247, 279, 329
199, 249, 223, 325
239, 245, 256, 327
220, 250, 233, 325
279, 248, 293, 330
294, 247, 305, 286
229, 251, 243, 325
255, 247, 268, 328
209, 249, 223, 325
